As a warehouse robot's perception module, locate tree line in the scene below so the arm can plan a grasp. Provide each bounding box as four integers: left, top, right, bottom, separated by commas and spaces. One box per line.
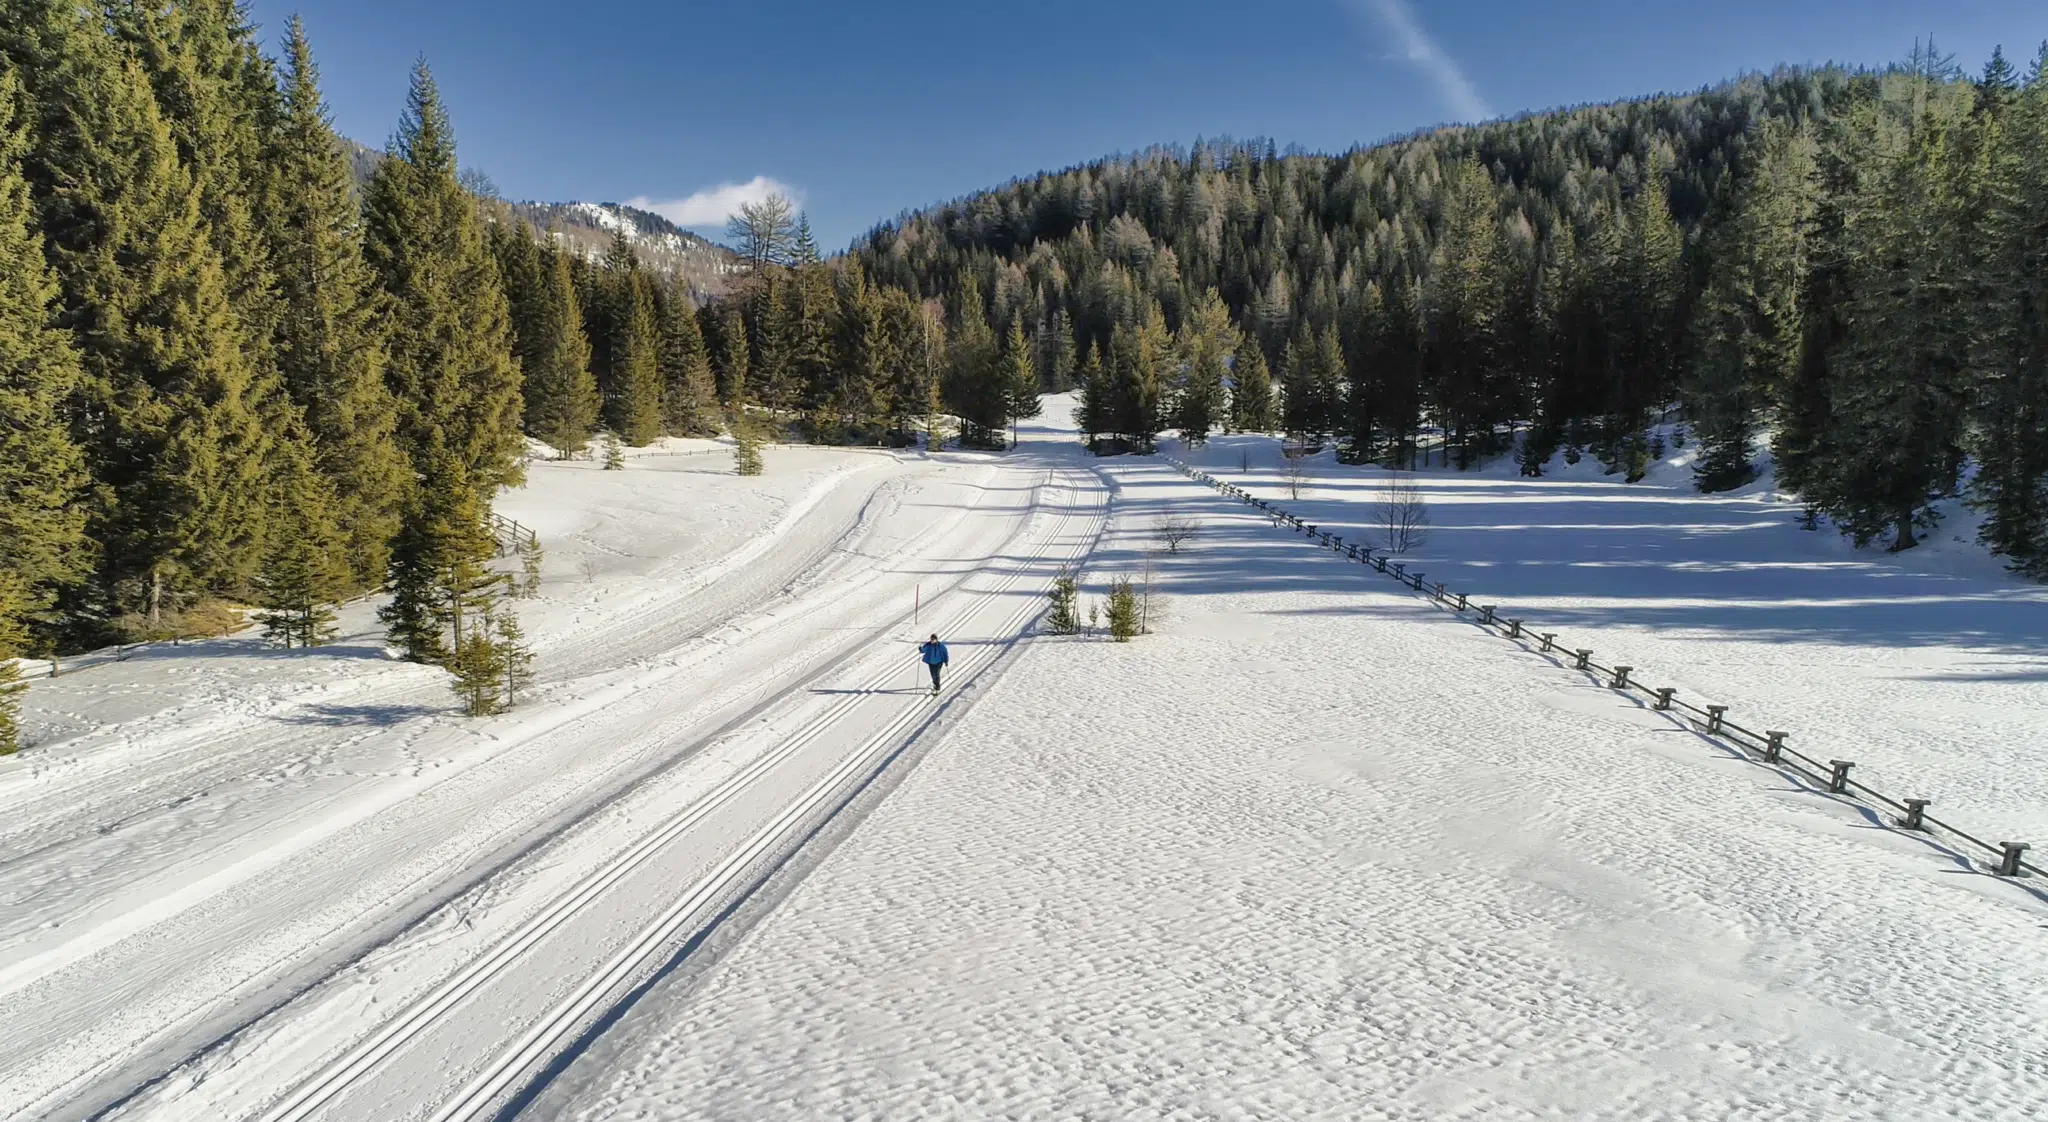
846, 43, 2048, 573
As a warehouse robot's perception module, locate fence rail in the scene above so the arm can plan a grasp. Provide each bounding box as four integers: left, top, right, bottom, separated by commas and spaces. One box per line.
487, 512, 538, 557
1162, 455, 2041, 886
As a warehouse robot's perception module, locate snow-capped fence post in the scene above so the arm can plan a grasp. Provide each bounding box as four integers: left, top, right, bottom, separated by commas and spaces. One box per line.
1654, 688, 1675, 711
1900, 799, 1930, 830
1705, 705, 1727, 733
1390, 562, 1406, 580
1434, 582, 1446, 601
1827, 760, 1855, 793
1764, 731, 1786, 764
1410, 572, 1426, 591
1456, 592, 1469, 612
1374, 556, 1387, 572
1573, 649, 1592, 671
1479, 605, 1496, 625
1506, 619, 1524, 639
1540, 633, 1556, 653
1995, 842, 2029, 877
1611, 666, 1632, 689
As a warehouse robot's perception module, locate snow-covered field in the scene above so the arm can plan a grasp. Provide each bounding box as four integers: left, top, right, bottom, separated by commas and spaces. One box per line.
4, 402, 2043, 1121
523, 414, 2048, 1122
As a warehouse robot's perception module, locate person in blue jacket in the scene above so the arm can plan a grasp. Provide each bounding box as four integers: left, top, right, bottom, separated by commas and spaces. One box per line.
919, 633, 949, 694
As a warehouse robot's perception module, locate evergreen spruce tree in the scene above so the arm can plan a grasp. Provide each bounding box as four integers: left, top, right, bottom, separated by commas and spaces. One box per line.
1686, 122, 1820, 492
1961, 46, 2048, 574
253, 438, 348, 648
945, 277, 1004, 446
656, 282, 718, 436
1823, 97, 1972, 548
1231, 334, 1276, 433
1423, 160, 1509, 468
522, 239, 600, 455
379, 439, 499, 663
0, 70, 91, 749
720, 311, 763, 475
363, 60, 523, 495
790, 212, 821, 266
270, 18, 406, 589
999, 318, 1042, 448
1077, 343, 1110, 445
1172, 289, 1230, 445
597, 233, 663, 444
10, 11, 278, 621
115, 0, 285, 386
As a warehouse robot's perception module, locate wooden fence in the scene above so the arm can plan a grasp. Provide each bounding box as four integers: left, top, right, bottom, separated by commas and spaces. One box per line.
1163, 455, 2041, 885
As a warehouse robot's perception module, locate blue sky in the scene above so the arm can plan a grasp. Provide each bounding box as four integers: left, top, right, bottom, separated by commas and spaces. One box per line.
245, 0, 2045, 249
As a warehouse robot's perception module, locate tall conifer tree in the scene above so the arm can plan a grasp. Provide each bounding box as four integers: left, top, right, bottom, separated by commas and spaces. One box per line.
363, 60, 523, 495
0, 70, 91, 750
656, 282, 718, 436
270, 17, 406, 588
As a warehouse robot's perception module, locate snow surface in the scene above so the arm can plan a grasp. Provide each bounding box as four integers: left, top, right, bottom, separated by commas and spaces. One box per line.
4, 399, 2043, 1121
526, 404, 2048, 1122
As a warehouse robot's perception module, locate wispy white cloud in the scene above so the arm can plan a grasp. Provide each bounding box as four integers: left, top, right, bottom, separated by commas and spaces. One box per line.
1351, 0, 1493, 123
625, 176, 801, 228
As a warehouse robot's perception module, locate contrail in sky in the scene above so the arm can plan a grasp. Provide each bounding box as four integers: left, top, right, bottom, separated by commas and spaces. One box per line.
1355, 0, 1494, 122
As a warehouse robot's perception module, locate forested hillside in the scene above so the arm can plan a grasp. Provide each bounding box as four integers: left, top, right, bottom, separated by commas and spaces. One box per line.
2, 3, 2045, 751
838, 45, 2048, 572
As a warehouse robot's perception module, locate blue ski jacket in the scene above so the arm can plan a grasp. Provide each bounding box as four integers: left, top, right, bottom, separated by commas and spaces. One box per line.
920, 640, 949, 666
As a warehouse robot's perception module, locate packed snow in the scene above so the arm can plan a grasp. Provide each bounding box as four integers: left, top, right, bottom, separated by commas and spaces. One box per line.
3, 399, 2043, 1121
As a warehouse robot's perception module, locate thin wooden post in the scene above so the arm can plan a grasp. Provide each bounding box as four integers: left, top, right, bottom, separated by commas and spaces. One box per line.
1611, 666, 1632, 689
1995, 842, 2029, 877
1900, 799, 1930, 830
1479, 605, 1496, 625
1705, 705, 1727, 733
1506, 619, 1523, 639
1654, 688, 1675, 711
1573, 649, 1591, 670
1539, 633, 1555, 653
1764, 731, 1786, 764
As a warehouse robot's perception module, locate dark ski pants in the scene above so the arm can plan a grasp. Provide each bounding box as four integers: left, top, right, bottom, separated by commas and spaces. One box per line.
928, 663, 943, 690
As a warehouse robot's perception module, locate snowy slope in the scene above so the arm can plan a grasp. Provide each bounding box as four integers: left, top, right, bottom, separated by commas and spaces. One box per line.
527, 404, 2047, 1122
1, 442, 1108, 1120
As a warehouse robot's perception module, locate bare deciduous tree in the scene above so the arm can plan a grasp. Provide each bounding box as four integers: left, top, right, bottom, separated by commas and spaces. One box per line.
1281, 442, 1312, 500
1153, 514, 1198, 553
726, 193, 797, 273
1378, 472, 1431, 554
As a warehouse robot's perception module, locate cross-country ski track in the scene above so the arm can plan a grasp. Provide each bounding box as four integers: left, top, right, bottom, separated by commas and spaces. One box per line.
0, 442, 1108, 1121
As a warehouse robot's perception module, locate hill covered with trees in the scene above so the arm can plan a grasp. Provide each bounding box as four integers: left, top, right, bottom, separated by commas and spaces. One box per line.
838, 42, 2048, 574
1, 3, 2044, 749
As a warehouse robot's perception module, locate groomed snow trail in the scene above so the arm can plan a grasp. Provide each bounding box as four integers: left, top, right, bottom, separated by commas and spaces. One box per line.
1, 445, 1107, 1121
530, 411, 2047, 1122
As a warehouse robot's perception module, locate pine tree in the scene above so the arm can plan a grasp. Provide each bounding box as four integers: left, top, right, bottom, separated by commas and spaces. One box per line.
1108, 301, 1169, 452
1000, 318, 1041, 447
1172, 288, 1230, 445
1077, 343, 1110, 445
494, 604, 534, 708
1231, 333, 1276, 433
656, 282, 718, 436
790, 212, 821, 266
1822, 97, 1971, 548
597, 233, 663, 445
1687, 122, 1820, 492
1968, 47, 2048, 573
253, 438, 348, 648
115, 0, 285, 386
521, 237, 600, 455
720, 311, 764, 475
0, 70, 90, 749
945, 277, 1004, 446
363, 60, 523, 495
379, 440, 499, 663
10, 10, 279, 621
1423, 160, 1509, 468
270, 17, 406, 589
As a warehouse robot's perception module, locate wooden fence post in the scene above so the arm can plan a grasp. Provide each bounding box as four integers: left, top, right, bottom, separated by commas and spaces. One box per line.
1455, 592, 1469, 611
1539, 633, 1555, 653
1506, 619, 1523, 639
1827, 760, 1854, 793
1705, 705, 1727, 733
1764, 731, 1786, 763
1573, 649, 1591, 670
1900, 799, 1930, 830
1611, 666, 1632, 689
1995, 842, 2029, 877
1479, 605, 1496, 625
1654, 688, 1674, 711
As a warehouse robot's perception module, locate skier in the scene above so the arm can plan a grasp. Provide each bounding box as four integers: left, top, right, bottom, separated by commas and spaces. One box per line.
919, 633, 949, 696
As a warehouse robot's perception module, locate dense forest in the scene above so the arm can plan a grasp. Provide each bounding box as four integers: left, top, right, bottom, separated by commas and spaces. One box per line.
843, 43, 2048, 571
1, 2, 2045, 749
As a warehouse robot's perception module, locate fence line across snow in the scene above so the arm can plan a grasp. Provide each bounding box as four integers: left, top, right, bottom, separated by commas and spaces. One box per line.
1160, 455, 2042, 888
